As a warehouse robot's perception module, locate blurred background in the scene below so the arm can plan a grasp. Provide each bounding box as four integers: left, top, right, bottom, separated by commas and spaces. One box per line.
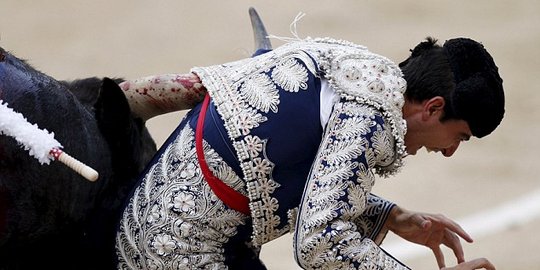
1, 1, 538, 269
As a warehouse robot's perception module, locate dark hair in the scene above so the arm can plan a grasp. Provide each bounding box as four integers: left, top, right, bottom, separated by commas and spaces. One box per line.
399, 37, 505, 138
399, 37, 456, 117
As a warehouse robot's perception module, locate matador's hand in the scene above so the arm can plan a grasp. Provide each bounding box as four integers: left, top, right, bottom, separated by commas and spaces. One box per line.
384, 206, 474, 269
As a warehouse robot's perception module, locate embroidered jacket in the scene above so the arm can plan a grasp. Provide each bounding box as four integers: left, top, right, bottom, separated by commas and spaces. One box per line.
191, 38, 409, 269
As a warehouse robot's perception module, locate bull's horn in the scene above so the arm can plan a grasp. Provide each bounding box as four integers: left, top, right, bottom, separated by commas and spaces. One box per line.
249, 7, 272, 51
118, 73, 207, 122
122, 8, 273, 121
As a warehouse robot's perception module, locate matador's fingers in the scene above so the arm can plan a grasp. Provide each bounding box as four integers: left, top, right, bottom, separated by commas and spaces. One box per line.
442, 228, 465, 264
432, 245, 446, 269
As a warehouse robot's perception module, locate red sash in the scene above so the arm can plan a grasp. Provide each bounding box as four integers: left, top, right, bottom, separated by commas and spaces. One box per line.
195, 94, 251, 216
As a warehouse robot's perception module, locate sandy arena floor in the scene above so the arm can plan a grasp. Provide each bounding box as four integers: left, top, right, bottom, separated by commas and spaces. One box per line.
1, 1, 539, 269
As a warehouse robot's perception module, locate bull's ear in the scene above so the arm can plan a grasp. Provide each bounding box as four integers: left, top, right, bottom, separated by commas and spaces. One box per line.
94, 77, 133, 139
95, 78, 151, 189
63, 77, 103, 111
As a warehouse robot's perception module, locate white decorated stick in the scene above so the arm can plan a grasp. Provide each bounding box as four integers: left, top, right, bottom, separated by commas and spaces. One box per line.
50, 148, 99, 182
0, 100, 99, 181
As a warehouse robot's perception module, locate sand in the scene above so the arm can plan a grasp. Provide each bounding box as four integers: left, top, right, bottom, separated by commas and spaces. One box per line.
1, 1, 539, 269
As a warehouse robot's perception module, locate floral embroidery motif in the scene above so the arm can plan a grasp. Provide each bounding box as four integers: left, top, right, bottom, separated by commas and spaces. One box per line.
152, 234, 176, 256
243, 135, 264, 157
272, 57, 309, 92
240, 73, 279, 113
235, 108, 267, 136
116, 126, 248, 269
170, 191, 196, 213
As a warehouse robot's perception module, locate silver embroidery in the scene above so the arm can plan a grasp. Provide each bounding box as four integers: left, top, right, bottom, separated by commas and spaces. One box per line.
116, 126, 247, 269
294, 101, 408, 269
240, 73, 279, 113
192, 38, 407, 249
272, 57, 309, 92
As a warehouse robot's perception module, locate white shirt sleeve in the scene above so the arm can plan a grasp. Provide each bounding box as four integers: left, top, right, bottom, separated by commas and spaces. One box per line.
319, 78, 338, 128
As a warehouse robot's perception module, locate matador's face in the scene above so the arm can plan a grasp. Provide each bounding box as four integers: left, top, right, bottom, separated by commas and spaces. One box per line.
403, 97, 472, 157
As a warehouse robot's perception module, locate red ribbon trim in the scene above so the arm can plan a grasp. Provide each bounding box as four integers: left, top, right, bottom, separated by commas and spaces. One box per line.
195, 94, 251, 216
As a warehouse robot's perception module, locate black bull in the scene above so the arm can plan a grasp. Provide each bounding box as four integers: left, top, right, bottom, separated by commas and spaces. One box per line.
0, 7, 270, 269
0, 47, 157, 269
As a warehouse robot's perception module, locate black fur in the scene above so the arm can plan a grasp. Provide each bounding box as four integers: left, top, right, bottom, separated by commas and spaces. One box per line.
0, 47, 156, 269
